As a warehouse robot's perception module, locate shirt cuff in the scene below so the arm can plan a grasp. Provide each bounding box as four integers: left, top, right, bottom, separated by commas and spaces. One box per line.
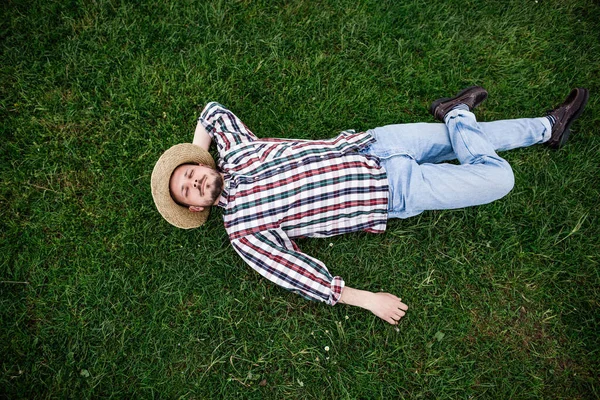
198, 102, 223, 134
328, 276, 345, 306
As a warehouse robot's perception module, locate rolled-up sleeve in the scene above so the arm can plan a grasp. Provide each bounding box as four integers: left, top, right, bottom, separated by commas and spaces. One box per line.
199, 102, 257, 156
230, 228, 345, 305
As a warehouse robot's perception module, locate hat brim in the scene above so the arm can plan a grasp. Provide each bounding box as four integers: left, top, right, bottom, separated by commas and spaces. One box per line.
151, 143, 216, 229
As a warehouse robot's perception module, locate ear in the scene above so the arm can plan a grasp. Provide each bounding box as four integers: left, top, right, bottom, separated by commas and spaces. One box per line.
189, 206, 205, 213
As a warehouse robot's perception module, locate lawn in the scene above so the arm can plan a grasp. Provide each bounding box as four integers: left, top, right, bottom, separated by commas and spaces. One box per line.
1, 0, 599, 398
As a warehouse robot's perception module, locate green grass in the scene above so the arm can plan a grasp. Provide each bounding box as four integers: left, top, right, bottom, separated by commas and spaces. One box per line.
1, 0, 599, 398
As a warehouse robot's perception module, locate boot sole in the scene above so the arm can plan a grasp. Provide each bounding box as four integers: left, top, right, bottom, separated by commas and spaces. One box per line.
551, 88, 590, 149
429, 86, 487, 120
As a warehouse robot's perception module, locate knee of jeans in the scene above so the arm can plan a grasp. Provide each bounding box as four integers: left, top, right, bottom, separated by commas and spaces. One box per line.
495, 164, 515, 199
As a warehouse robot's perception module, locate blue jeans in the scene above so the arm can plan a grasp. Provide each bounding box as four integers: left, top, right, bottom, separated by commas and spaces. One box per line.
362, 109, 552, 219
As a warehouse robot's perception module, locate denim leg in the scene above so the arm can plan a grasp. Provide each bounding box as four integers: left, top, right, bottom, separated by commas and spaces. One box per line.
365, 110, 530, 218
366, 116, 551, 164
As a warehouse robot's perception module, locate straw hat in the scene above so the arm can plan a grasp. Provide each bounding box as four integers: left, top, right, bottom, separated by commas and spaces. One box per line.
151, 143, 216, 229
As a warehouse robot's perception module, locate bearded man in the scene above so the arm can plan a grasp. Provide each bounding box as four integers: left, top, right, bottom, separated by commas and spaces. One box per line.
151, 86, 588, 325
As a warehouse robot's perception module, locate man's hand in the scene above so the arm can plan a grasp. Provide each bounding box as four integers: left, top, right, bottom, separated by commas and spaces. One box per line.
338, 286, 408, 325
365, 292, 408, 325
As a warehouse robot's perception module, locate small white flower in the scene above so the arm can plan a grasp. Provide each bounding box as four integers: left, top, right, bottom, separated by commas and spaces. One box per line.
325, 330, 329, 333
329, 243, 333, 247
324, 346, 330, 351
345, 315, 349, 320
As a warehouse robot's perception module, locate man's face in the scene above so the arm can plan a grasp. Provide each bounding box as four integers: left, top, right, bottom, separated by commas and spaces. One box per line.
169, 163, 224, 212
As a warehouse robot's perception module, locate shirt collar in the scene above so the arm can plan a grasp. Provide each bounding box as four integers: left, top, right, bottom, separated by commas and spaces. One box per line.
217, 174, 231, 208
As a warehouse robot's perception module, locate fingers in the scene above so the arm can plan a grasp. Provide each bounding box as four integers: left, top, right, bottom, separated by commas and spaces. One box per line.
386, 309, 407, 325
393, 311, 405, 321
382, 293, 409, 311
372, 292, 409, 325
384, 294, 409, 312
388, 314, 405, 325
392, 296, 409, 312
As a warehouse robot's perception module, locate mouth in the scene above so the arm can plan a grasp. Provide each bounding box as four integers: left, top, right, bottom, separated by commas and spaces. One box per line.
199, 175, 207, 196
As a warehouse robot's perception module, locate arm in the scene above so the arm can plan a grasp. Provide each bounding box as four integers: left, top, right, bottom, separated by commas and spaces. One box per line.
231, 229, 409, 324
338, 286, 408, 325
230, 229, 344, 305
192, 119, 212, 151
198, 102, 257, 156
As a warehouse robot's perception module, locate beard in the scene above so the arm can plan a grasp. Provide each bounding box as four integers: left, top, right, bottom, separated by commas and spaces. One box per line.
205, 170, 224, 204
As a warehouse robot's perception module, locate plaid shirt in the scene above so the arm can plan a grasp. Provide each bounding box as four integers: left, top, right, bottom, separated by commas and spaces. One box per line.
199, 103, 389, 305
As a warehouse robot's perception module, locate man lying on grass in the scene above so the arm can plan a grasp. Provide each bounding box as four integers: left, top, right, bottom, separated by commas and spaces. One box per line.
151, 86, 588, 325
